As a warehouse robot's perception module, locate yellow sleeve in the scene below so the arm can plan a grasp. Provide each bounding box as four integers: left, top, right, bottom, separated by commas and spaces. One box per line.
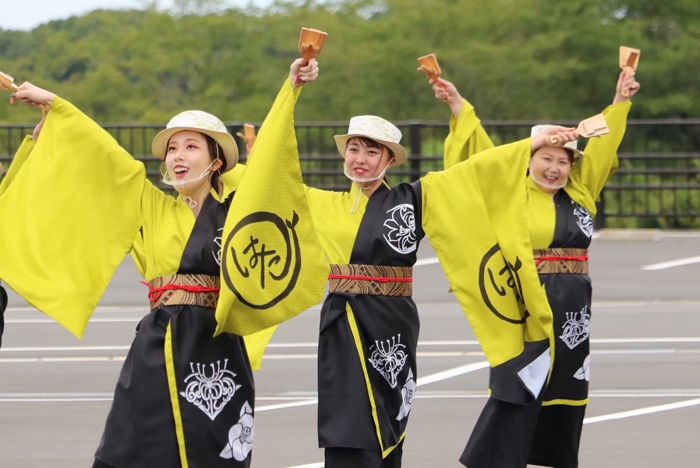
215, 79, 329, 337
421, 139, 554, 374
443, 98, 495, 170
220, 162, 246, 198
567, 101, 632, 214
0, 96, 147, 338
0, 136, 35, 197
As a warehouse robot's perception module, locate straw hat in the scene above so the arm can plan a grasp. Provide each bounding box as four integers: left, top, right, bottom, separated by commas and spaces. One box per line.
531, 124, 584, 160
152, 110, 238, 172
334, 115, 408, 166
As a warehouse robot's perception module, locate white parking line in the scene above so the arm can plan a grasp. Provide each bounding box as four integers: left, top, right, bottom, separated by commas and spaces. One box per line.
584, 397, 700, 424
2, 348, 692, 364
287, 392, 700, 468
641, 256, 700, 271
6, 389, 700, 404
4, 338, 697, 354
415, 257, 440, 267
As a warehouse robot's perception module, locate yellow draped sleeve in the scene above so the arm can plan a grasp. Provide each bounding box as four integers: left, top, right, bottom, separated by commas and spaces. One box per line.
421, 139, 554, 396
443, 98, 495, 170
220, 162, 246, 198
566, 101, 632, 215
0, 136, 35, 198
0, 96, 147, 338
216, 79, 329, 338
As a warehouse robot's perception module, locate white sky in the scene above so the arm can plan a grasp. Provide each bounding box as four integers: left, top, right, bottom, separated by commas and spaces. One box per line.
0, 0, 272, 31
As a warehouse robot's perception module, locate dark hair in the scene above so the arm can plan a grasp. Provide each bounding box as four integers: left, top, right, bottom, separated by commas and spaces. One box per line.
351, 136, 395, 159
204, 134, 227, 193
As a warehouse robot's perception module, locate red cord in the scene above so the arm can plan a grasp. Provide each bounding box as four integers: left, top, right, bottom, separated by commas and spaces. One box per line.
535, 255, 589, 266
140, 280, 220, 303
327, 274, 413, 283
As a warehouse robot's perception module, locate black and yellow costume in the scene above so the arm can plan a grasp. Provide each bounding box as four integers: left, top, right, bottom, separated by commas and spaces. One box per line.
0, 79, 326, 468
444, 97, 631, 468
246, 92, 555, 465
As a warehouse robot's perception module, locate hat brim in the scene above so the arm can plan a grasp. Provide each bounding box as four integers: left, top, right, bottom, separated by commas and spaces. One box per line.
333, 134, 408, 166
152, 127, 239, 173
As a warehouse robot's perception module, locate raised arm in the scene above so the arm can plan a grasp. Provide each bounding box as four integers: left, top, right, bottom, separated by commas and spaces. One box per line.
568, 70, 639, 212
431, 77, 495, 169
0, 82, 149, 338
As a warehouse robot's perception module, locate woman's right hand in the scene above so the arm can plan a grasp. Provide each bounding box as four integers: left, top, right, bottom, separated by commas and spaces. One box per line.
10, 82, 54, 107
430, 77, 464, 117
531, 126, 578, 152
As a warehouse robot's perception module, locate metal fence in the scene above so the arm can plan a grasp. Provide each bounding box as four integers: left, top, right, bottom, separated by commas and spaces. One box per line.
2, 119, 699, 228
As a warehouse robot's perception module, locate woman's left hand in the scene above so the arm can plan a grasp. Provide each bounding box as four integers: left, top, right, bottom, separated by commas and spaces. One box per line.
290, 58, 319, 88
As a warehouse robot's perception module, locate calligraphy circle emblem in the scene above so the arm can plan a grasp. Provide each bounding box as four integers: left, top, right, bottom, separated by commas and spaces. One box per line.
222, 211, 302, 309
478, 243, 529, 324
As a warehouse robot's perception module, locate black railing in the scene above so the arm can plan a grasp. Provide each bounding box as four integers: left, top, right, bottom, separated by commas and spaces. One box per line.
2, 120, 699, 229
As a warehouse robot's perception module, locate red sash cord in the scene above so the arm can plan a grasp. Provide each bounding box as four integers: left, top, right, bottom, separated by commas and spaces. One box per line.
535, 255, 589, 266
327, 274, 413, 283
140, 280, 221, 303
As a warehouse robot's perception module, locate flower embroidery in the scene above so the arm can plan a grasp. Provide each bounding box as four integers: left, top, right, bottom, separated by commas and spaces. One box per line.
574, 354, 591, 382
180, 359, 241, 421
383, 204, 417, 254
396, 368, 416, 421
571, 200, 594, 238
368, 334, 408, 389
559, 305, 591, 350
213, 227, 224, 266
220, 401, 254, 461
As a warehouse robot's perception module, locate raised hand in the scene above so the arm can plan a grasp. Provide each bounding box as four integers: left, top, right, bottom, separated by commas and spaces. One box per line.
289, 58, 319, 89
430, 77, 464, 117
531, 126, 578, 152
614, 70, 640, 104
10, 82, 54, 107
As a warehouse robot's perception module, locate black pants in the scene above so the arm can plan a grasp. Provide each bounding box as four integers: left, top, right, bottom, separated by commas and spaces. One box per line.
325, 440, 404, 468
92, 459, 113, 468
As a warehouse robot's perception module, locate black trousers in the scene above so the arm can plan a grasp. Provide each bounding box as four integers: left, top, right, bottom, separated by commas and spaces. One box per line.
325, 440, 404, 468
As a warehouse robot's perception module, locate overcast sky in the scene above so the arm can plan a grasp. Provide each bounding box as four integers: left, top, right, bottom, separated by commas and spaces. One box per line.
0, 0, 273, 31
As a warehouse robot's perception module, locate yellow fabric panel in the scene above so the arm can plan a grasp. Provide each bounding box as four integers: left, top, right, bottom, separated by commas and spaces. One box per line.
526, 177, 557, 249
0, 136, 35, 198
220, 162, 246, 198
443, 98, 495, 170
243, 325, 277, 371
215, 80, 329, 336
0, 96, 146, 338
566, 101, 632, 215
421, 138, 553, 367
164, 322, 190, 468
304, 182, 366, 264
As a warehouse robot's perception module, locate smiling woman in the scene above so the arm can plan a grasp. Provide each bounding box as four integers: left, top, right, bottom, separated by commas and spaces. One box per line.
0, 55, 320, 468
434, 69, 641, 468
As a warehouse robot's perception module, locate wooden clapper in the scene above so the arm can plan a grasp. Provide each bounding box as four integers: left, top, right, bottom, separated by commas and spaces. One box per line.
619, 46, 640, 97
237, 124, 257, 147
417, 53, 441, 81
550, 114, 610, 145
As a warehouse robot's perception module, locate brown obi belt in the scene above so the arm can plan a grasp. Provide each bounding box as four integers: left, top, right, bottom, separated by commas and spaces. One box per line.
328, 264, 413, 297
142, 274, 220, 310
534, 248, 589, 275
